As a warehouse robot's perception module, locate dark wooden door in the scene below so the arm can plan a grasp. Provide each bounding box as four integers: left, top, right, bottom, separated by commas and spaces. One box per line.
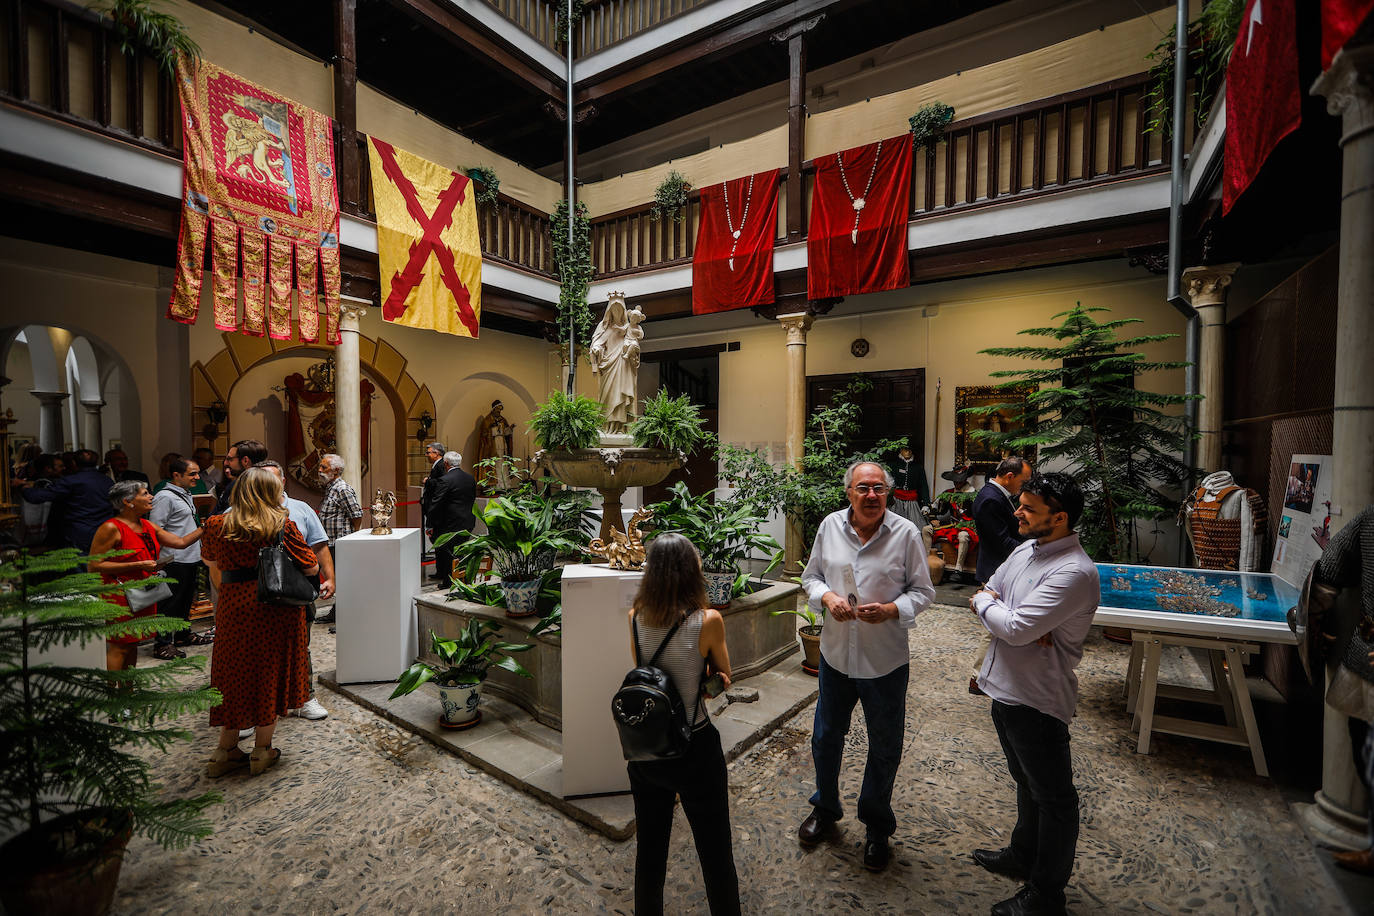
806, 368, 925, 466
643, 352, 721, 503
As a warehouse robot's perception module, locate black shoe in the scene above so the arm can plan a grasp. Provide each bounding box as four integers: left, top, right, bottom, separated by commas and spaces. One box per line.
990, 885, 1066, 916
798, 809, 839, 847
862, 836, 891, 872
328, 626, 336, 635
969, 676, 987, 696
973, 847, 1029, 881
315, 610, 336, 625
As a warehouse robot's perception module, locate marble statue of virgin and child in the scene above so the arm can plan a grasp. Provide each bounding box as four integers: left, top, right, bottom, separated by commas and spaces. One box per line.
588, 291, 644, 438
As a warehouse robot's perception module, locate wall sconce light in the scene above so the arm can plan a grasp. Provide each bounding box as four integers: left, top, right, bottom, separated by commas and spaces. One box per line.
202, 399, 228, 442
415, 409, 434, 442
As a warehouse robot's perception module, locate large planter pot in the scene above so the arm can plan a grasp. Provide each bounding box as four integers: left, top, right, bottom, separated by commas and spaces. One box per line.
0, 806, 132, 916
798, 625, 822, 676
703, 568, 736, 609
500, 577, 542, 618
436, 681, 482, 729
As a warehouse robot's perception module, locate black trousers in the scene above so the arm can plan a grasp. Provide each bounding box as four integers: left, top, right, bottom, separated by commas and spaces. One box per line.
627, 722, 741, 916
154, 561, 201, 647
991, 700, 1079, 902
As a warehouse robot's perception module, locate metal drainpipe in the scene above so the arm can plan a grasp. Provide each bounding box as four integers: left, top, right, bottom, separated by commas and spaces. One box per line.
1166, 0, 1199, 563
565, 0, 577, 396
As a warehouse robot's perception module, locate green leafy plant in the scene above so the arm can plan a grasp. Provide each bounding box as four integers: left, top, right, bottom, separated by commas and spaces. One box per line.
391, 621, 539, 694
555, 0, 586, 48
0, 548, 221, 864
466, 166, 500, 207
1143, 0, 1243, 137
650, 171, 692, 223
629, 389, 711, 455
771, 601, 823, 631
447, 578, 508, 608
908, 101, 955, 153
966, 302, 1196, 561
96, 0, 201, 75
451, 493, 588, 583
530, 391, 605, 452
551, 200, 594, 353
649, 481, 782, 575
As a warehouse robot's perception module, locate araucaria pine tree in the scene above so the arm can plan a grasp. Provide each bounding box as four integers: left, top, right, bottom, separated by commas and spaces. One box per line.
965, 303, 1195, 561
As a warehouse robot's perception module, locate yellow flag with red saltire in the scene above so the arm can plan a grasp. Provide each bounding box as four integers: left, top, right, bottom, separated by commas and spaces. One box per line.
368, 137, 481, 337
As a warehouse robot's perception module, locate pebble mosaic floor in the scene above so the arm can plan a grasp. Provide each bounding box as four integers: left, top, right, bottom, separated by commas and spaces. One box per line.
113, 603, 1356, 915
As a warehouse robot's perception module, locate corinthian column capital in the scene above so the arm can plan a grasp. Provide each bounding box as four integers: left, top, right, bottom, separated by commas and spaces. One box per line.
778, 312, 814, 345
1181, 263, 1241, 311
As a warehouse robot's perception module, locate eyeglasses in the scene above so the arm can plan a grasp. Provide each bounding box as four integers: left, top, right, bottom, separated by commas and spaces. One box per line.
851, 484, 889, 496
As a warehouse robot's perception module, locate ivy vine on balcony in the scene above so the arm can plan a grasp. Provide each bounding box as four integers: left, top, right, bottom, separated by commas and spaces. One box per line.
650, 171, 692, 223
1143, 0, 1243, 138
908, 102, 955, 154
94, 0, 201, 75
556, 0, 586, 49
552, 199, 594, 351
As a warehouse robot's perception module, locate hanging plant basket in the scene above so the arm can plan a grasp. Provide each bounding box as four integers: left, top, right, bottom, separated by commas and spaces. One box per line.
95, 0, 201, 75
650, 171, 692, 223
908, 102, 955, 154
465, 166, 500, 207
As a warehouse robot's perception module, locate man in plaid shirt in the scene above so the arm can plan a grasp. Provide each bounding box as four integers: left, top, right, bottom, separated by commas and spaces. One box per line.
315, 454, 362, 627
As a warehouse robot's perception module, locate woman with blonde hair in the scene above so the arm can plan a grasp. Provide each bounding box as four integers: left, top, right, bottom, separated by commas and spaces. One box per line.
200, 466, 318, 777
626, 533, 740, 915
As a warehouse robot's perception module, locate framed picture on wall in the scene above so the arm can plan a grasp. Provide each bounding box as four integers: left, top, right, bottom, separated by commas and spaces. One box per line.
954, 385, 1037, 475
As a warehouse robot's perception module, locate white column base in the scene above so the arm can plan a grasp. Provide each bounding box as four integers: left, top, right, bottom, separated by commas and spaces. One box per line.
334, 527, 422, 684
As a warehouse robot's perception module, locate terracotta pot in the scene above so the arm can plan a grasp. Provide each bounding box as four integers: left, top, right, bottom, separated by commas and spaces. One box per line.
798, 625, 822, 676
0, 807, 132, 916
927, 553, 945, 585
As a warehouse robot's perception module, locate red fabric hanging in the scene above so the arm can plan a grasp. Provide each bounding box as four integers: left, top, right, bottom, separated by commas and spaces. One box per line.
807, 136, 912, 299
1321, 0, 1374, 68
1224, 0, 1301, 214
692, 169, 780, 314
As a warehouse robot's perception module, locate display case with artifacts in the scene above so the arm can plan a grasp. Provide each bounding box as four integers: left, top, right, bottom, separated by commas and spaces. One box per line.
954, 385, 1036, 476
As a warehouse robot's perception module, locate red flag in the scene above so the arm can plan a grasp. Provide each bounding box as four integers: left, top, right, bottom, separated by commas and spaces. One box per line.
1322, 0, 1374, 68
807, 136, 912, 298
1224, 0, 1301, 214
692, 169, 779, 315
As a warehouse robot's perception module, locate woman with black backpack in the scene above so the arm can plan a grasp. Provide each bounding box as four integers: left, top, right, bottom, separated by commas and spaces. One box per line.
625, 533, 741, 915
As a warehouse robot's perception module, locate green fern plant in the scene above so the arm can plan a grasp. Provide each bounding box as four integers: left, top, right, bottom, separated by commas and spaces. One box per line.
530, 391, 605, 451
95, 0, 201, 75
0, 548, 221, 869
629, 389, 711, 455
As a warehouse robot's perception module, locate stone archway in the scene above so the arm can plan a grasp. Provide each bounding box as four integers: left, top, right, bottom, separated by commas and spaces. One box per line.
190, 333, 436, 519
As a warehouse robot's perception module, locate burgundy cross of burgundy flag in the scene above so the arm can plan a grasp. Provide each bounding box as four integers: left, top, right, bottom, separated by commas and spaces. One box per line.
807, 136, 912, 299
1321, 0, 1374, 68
1224, 0, 1301, 214
692, 169, 780, 314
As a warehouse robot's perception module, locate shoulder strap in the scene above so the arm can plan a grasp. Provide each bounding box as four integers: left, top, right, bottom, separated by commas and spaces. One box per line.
632, 614, 684, 668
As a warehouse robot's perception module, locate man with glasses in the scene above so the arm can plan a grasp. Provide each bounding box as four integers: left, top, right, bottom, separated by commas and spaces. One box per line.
969, 472, 1099, 916
149, 456, 214, 659
798, 461, 936, 872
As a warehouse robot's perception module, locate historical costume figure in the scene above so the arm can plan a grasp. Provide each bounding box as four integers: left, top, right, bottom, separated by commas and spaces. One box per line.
1180, 470, 1268, 571
923, 467, 979, 582
589, 291, 644, 434
888, 446, 929, 526
474, 399, 516, 491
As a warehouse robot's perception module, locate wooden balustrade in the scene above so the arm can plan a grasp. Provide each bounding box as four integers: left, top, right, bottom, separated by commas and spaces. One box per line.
482, 0, 713, 56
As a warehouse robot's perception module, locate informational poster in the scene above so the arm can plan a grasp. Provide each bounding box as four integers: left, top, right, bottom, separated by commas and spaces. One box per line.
1271, 453, 1333, 586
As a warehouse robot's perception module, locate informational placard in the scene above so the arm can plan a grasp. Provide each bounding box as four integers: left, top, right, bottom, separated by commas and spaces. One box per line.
1271, 453, 1333, 586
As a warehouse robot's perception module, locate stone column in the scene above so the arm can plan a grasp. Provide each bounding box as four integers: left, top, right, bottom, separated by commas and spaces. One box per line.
1301, 43, 1374, 852
31, 390, 69, 453
778, 312, 814, 576
337, 297, 368, 497
1181, 263, 1239, 474
79, 400, 105, 453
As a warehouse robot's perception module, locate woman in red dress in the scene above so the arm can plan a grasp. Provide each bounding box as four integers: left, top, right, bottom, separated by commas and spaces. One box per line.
201, 467, 318, 777
88, 480, 204, 672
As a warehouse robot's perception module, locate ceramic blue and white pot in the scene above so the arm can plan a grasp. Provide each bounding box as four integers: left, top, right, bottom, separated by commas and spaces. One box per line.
703, 568, 736, 609
500, 577, 541, 617
436, 682, 481, 726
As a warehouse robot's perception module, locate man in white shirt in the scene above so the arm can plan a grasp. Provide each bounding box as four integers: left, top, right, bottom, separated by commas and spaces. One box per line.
969, 472, 1100, 916
799, 460, 936, 872
148, 457, 212, 660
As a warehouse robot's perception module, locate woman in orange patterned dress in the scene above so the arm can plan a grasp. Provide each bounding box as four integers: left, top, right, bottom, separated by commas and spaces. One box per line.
201, 467, 318, 777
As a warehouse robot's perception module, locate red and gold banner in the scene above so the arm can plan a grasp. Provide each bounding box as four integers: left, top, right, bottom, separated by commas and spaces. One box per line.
167, 57, 341, 343
807, 136, 912, 299
367, 137, 482, 338
692, 169, 779, 315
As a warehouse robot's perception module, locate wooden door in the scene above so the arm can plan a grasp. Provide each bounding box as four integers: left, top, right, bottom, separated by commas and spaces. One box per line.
805, 368, 925, 466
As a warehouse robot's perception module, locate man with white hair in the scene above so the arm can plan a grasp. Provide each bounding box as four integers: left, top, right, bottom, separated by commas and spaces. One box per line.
314, 454, 361, 626
425, 450, 477, 586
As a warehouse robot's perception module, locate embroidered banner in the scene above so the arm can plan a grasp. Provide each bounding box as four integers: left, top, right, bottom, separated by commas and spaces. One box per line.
692, 168, 779, 315
367, 138, 482, 338
806, 136, 912, 299
167, 57, 341, 343
282, 367, 374, 493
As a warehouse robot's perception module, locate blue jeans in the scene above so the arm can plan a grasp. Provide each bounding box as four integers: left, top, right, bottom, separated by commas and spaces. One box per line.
810, 656, 909, 839
991, 700, 1079, 901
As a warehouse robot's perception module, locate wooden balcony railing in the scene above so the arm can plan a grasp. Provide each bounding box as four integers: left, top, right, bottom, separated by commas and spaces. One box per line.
483, 0, 714, 56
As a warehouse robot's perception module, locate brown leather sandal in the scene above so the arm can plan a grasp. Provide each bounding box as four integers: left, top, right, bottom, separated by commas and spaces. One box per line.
249, 746, 281, 776
206, 747, 249, 778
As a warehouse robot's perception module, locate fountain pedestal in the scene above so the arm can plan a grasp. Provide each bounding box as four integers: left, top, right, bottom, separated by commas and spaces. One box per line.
537, 447, 684, 544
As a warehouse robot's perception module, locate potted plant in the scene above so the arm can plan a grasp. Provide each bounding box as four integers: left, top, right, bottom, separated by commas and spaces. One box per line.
529, 391, 605, 453
465, 165, 500, 207
0, 548, 221, 915
628, 389, 712, 456
390, 616, 557, 729
650, 170, 692, 223
649, 482, 782, 608
908, 101, 955, 154
450, 493, 588, 617
771, 600, 824, 676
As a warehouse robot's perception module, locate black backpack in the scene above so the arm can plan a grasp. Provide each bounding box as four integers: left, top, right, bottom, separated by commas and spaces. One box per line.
612, 616, 703, 762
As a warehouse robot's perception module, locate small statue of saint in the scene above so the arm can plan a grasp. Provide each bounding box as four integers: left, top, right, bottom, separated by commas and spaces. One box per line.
474, 399, 516, 491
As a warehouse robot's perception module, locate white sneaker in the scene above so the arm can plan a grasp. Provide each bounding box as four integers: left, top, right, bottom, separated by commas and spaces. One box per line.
294, 698, 328, 720
238, 727, 255, 739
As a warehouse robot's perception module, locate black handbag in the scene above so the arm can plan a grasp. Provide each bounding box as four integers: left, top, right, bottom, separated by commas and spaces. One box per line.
256, 527, 319, 607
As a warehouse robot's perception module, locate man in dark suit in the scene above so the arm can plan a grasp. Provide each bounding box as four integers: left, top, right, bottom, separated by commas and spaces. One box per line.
103, 448, 149, 484
18, 449, 113, 553
425, 450, 477, 585
974, 456, 1033, 584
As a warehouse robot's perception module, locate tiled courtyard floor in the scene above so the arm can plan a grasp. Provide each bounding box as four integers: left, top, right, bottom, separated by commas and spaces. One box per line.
114, 603, 1362, 914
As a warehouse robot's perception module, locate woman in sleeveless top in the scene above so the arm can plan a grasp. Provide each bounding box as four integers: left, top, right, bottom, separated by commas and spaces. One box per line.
627, 533, 740, 916
88, 479, 204, 672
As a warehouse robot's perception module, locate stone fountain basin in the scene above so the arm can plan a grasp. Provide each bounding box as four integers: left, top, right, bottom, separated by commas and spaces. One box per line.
537, 447, 684, 489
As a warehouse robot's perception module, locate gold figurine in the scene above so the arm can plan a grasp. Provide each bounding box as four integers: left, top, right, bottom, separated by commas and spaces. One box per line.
370, 489, 396, 535
586, 505, 653, 570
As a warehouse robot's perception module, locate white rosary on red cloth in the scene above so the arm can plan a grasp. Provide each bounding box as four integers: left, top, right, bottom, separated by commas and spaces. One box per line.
722, 172, 754, 271
837, 139, 882, 244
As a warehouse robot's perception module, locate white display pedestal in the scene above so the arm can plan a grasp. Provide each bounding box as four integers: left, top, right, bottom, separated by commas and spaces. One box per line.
334, 527, 421, 684
560, 562, 640, 797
